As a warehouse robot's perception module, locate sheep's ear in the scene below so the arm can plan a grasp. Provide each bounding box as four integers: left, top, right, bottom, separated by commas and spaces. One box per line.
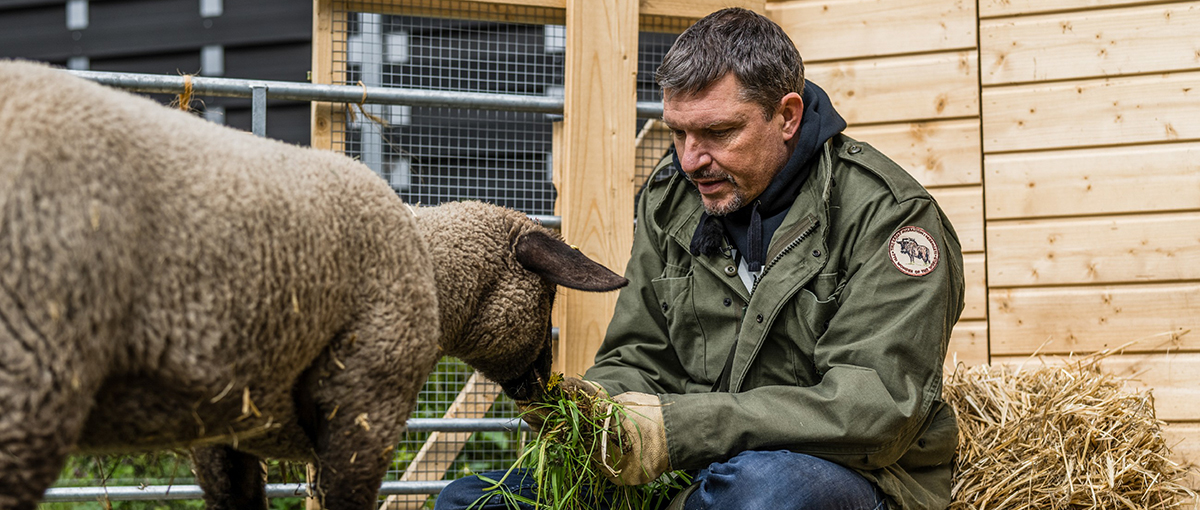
514, 230, 629, 292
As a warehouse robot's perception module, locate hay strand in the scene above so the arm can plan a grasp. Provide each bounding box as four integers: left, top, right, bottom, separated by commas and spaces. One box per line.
169, 74, 195, 112
945, 354, 1197, 509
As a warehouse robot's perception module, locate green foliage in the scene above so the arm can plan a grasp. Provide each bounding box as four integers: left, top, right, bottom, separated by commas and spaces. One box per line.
42, 454, 306, 510
475, 375, 689, 510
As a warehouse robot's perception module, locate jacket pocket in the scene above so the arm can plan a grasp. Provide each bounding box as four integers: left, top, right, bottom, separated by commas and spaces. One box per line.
796, 272, 846, 342
650, 271, 710, 382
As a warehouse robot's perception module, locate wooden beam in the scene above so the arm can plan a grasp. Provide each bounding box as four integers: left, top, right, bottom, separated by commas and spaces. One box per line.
807, 51, 979, 125
982, 71, 1200, 153
984, 142, 1200, 220
557, 0, 638, 379
992, 352, 1200, 422
928, 186, 984, 254
377, 373, 503, 510
979, 0, 1169, 19
767, 0, 977, 63
1164, 422, 1200, 490
339, 0, 565, 25
640, 0, 764, 18
846, 119, 982, 188
988, 283, 1200, 356
981, 2, 1200, 85
550, 120, 569, 376
987, 212, 1200, 287
947, 319, 990, 369
311, 0, 335, 150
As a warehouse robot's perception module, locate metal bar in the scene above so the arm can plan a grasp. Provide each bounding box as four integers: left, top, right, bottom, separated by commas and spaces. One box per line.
250, 85, 267, 137
42, 480, 453, 502
404, 418, 528, 432
529, 214, 561, 229
65, 70, 665, 117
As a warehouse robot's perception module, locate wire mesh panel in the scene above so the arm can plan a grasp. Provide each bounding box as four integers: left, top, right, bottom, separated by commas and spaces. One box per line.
332, 0, 566, 214
635, 17, 683, 192
326, 3, 686, 509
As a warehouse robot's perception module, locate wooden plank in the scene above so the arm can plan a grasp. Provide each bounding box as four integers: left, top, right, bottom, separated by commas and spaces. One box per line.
767, 0, 977, 62
981, 3, 1200, 86
557, 0, 638, 380
340, 0, 566, 25
988, 282, 1200, 356
992, 353, 1200, 422
1164, 423, 1200, 490
984, 142, 1200, 220
982, 71, 1200, 153
846, 119, 981, 187
378, 373, 503, 510
807, 51, 978, 126
550, 120, 571, 376
987, 212, 1200, 287
641, 0, 764, 18
962, 253, 987, 321
928, 186, 984, 253
980, 0, 1175, 19
947, 319, 989, 369
312, 0, 335, 150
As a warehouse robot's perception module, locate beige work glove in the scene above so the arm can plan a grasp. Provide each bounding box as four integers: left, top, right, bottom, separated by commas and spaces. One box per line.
517, 377, 606, 432
598, 391, 671, 486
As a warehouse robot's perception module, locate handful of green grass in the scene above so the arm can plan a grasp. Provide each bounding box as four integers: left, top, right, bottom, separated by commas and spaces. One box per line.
472, 374, 691, 510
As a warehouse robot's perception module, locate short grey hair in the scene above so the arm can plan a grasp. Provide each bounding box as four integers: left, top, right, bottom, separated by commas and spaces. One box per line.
655, 8, 804, 119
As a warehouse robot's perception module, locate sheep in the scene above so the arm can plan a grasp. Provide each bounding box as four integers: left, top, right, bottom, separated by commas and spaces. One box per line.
0, 60, 627, 510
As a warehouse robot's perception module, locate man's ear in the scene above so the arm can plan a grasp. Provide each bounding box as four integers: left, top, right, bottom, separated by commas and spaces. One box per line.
779, 92, 804, 142
514, 230, 629, 292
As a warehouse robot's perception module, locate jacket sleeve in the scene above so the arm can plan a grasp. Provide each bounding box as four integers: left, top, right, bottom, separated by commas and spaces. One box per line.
583, 181, 693, 396
659, 193, 964, 471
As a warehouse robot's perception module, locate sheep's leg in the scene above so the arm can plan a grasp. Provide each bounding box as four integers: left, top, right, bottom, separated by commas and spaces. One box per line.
0, 332, 96, 510
192, 445, 268, 510
306, 320, 439, 510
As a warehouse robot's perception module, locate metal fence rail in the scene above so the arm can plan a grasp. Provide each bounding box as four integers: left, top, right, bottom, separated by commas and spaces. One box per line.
66, 69, 664, 135
43, 481, 454, 502
43, 419, 527, 502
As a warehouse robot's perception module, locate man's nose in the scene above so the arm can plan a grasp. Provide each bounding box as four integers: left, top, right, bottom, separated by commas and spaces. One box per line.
678, 138, 712, 173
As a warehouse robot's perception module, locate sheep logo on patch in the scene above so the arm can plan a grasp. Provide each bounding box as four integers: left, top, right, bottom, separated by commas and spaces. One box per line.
888, 226, 939, 277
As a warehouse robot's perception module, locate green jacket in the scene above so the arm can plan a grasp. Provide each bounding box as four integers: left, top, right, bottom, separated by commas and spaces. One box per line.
584, 134, 964, 510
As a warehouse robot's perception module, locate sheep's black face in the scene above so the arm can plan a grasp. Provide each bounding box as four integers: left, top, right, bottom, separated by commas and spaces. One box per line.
496, 333, 553, 402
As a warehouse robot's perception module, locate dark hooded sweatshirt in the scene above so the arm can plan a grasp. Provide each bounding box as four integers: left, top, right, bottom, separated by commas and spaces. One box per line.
686, 81, 847, 273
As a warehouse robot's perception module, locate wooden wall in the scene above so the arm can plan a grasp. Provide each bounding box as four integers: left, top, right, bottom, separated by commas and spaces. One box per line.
768, 0, 1200, 479
767, 0, 990, 367
977, 0, 1200, 474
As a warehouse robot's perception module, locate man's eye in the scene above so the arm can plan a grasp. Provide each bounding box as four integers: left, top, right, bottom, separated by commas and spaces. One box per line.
710, 129, 732, 138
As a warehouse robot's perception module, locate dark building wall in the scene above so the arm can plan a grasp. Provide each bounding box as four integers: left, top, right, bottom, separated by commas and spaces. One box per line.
0, 0, 313, 145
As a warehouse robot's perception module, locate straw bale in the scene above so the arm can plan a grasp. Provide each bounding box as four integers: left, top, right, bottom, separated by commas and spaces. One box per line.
944, 356, 1197, 509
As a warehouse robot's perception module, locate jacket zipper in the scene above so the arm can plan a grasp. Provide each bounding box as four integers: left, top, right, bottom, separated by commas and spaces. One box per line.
750, 220, 821, 295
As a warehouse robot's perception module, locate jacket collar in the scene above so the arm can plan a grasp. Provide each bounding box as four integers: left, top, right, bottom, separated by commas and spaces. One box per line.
655, 138, 836, 300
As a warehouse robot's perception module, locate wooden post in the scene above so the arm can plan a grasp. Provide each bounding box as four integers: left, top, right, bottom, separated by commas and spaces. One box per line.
311, 0, 334, 150
557, 0, 639, 379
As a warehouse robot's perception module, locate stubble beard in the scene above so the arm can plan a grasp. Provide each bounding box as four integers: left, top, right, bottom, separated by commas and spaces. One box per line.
703, 190, 744, 217
687, 168, 746, 216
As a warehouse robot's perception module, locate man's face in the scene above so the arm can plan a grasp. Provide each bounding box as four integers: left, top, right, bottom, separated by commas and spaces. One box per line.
663, 74, 802, 216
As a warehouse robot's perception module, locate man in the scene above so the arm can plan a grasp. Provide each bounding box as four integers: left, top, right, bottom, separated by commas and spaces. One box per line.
436, 7, 963, 510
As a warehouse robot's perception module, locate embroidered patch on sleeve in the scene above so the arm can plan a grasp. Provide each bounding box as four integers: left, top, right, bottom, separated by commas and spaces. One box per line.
888, 226, 939, 276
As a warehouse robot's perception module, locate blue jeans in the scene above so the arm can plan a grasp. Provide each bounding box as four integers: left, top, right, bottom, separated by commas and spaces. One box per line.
432, 450, 887, 510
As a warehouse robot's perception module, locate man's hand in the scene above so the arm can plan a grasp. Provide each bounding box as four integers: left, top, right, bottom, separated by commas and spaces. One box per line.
598, 392, 671, 486
517, 377, 606, 432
